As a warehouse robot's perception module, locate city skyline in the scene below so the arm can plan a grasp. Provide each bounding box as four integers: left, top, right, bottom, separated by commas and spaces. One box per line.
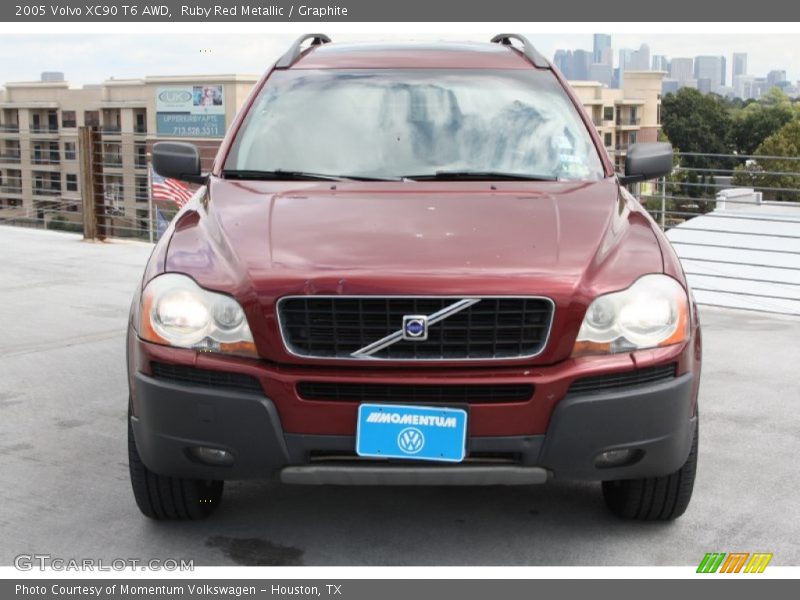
0, 33, 798, 87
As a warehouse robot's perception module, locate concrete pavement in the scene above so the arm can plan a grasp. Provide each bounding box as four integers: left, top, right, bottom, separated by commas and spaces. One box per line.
1, 225, 798, 566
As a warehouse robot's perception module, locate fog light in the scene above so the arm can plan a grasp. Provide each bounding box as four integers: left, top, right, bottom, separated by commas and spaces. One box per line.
189, 446, 234, 466
595, 449, 641, 469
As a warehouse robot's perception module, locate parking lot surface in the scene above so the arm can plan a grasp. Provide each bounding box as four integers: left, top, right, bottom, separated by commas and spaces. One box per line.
1, 226, 798, 566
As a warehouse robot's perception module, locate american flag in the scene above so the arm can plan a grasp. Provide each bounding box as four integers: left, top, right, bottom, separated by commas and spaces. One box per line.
150, 166, 194, 208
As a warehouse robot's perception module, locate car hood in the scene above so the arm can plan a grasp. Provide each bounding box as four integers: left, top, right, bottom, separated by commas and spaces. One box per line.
165, 178, 663, 299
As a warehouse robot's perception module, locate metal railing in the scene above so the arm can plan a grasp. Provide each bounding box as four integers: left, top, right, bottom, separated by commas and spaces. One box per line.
638, 152, 800, 317
31, 156, 60, 165
86, 130, 218, 241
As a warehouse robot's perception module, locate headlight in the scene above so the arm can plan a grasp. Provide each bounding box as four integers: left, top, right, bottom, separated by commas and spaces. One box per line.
139, 274, 257, 357
572, 274, 689, 357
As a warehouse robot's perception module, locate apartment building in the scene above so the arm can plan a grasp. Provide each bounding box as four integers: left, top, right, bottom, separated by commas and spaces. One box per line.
0, 73, 257, 234
570, 71, 665, 172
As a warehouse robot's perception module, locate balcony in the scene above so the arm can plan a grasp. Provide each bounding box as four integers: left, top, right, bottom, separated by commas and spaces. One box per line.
31, 156, 60, 166
30, 127, 59, 136
32, 185, 61, 197
101, 126, 122, 135
102, 154, 123, 168
0, 152, 21, 164
0, 183, 23, 194
0, 124, 21, 134
616, 117, 641, 127
134, 125, 147, 135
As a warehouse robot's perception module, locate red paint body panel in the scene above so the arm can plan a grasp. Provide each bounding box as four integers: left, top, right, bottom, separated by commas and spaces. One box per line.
161, 177, 666, 369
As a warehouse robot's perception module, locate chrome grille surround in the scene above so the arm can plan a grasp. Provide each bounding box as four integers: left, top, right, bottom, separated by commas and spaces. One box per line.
275, 295, 555, 361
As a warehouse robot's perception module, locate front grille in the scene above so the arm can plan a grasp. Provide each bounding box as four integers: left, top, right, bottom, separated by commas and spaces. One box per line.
150, 362, 263, 393
568, 364, 677, 395
277, 296, 554, 360
297, 381, 534, 404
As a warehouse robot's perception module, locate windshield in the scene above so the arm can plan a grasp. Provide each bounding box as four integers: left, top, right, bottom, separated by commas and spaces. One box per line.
224, 69, 605, 181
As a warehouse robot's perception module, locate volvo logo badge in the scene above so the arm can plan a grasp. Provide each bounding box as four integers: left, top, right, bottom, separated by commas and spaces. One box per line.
402, 315, 428, 341
397, 427, 425, 454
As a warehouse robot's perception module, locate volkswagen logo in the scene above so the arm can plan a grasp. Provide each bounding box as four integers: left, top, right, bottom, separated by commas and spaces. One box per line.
397, 427, 425, 454
402, 315, 428, 341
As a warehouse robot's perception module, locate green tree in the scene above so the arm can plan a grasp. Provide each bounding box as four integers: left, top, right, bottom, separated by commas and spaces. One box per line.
661, 88, 734, 169
732, 119, 800, 201
730, 88, 795, 155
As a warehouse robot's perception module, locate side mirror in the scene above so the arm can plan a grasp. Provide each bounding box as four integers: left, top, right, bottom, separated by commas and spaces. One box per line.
619, 142, 673, 185
152, 142, 206, 184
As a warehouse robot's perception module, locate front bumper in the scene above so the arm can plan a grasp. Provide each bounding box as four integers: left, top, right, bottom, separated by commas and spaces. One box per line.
131, 369, 696, 484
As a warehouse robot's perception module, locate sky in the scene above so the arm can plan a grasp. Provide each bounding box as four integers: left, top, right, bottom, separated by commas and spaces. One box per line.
0, 33, 798, 86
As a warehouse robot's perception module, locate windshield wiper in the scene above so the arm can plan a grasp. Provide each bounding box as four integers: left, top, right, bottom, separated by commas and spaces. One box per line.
222, 169, 400, 182
403, 170, 558, 181
223, 169, 344, 181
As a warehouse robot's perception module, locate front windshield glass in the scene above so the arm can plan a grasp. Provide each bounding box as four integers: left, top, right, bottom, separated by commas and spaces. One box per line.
225, 69, 605, 181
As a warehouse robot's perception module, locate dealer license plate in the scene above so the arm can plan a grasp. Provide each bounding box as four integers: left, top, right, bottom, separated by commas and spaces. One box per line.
355, 403, 467, 462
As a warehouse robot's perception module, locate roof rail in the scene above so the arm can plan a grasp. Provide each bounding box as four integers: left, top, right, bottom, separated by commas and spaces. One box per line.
490, 34, 550, 69
275, 34, 332, 69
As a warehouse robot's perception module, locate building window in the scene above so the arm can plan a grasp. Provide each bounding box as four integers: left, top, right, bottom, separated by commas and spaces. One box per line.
135, 144, 147, 169
136, 177, 148, 202
629, 131, 637, 145
604, 132, 612, 147
603, 106, 614, 121
66, 174, 78, 192
62, 111, 76, 128
84, 111, 100, 128
64, 142, 76, 160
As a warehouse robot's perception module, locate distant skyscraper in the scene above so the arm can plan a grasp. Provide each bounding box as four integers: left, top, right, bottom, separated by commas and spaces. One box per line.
593, 34, 612, 66
617, 44, 651, 87
670, 58, 694, 82
553, 49, 592, 81
652, 55, 670, 72
733, 53, 747, 78
553, 49, 572, 77
662, 79, 680, 95
632, 44, 651, 70
734, 75, 756, 99
589, 63, 614, 87
767, 70, 787, 86
695, 55, 726, 92
40, 71, 65, 82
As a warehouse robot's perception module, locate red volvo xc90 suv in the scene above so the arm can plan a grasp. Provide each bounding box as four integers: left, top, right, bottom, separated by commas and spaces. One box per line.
127, 34, 701, 521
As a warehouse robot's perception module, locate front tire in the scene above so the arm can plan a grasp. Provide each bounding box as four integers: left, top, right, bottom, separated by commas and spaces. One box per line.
128, 403, 223, 520
602, 417, 698, 521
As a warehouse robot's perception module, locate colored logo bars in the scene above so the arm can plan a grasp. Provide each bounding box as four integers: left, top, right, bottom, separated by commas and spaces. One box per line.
697, 552, 773, 573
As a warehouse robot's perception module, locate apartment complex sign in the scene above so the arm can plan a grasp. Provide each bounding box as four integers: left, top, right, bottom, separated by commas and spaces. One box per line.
156, 85, 225, 138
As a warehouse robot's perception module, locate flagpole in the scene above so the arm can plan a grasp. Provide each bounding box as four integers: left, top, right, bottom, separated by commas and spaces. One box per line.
146, 152, 154, 244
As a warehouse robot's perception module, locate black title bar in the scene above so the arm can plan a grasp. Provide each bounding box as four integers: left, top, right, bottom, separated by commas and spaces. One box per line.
4, 0, 800, 21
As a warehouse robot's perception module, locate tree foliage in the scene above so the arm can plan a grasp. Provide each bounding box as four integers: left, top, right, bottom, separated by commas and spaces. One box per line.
661, 88, 734, 169
661, 87, 799, 160
732, 119, 800, 201
730, 88, 795, 155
